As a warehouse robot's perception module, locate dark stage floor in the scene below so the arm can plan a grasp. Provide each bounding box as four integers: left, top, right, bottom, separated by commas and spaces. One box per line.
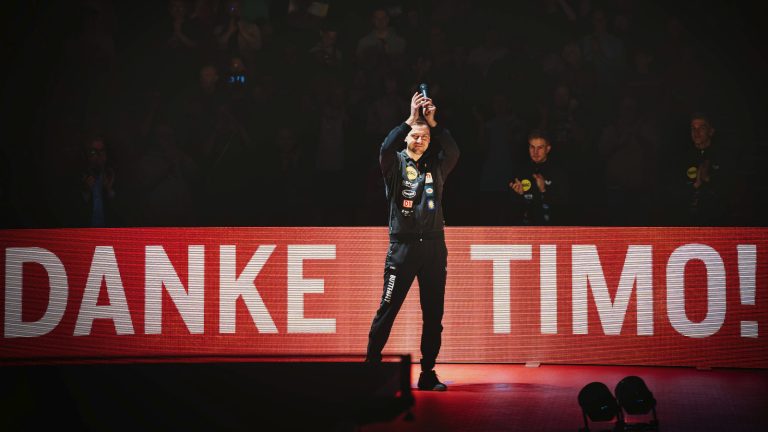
362, 364, 768, 432
4, 360, 766, 431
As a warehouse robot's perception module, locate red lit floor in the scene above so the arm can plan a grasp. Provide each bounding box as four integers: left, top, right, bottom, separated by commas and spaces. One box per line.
361, 364, 768, 432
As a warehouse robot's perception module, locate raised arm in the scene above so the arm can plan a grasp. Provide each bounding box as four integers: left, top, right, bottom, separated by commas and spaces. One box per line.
436, 128, 459, 175
423, 98, 460, 175
380, 92, 428, 176
379, 123, 409, 177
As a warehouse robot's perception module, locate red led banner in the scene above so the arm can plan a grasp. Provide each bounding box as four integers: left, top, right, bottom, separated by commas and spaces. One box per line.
1, 227, 766, 367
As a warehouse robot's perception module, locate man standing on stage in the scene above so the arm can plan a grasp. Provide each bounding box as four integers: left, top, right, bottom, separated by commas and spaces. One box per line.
366, 91, 459, 391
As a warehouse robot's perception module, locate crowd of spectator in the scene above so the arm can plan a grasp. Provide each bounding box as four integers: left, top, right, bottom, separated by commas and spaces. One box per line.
1, 0, 766, 228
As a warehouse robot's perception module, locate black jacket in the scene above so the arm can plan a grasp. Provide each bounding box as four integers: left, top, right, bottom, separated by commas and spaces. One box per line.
676, 144, 731, 225
510, 159, 569, 225
380, 123, 459, 241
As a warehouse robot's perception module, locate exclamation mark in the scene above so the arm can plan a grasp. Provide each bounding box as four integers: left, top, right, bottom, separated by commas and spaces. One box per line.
738, 245, 758, 338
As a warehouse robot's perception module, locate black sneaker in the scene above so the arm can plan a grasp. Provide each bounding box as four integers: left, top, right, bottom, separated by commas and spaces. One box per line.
417, 370, 447, 391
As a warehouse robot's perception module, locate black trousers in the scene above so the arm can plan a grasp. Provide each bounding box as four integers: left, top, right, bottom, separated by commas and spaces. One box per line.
366, 238, 447, 371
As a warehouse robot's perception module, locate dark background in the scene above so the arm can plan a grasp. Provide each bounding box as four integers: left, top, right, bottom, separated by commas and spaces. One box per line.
2, 0, 767, 229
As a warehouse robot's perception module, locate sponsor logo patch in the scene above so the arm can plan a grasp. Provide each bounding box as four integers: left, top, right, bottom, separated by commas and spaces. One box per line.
425, 186, 434, 195
406, 166, 418, 181
428, 200, 435, 210
402, 180, 419, 188
687, 166, 698, 179
425, 172, 433, 184
522, 179, 532, 192
384, 274, 396, 303
402, 199, 413, 208
402, 189, 416, 198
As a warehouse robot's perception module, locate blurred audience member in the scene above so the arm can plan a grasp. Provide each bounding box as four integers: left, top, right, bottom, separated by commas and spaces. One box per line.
356, 8, 406, 60
424, 24, 455, 72
79, 135, 121, 227
597, 94, 659, 225
475, 94, 525, 224
477, 94, 525, 190
311, 81, 351, 225
134, 123, 199, 226
658, 17, 706, 118
466, 28, 509, 79
214, 0, 262, 70
367, 75, 407, 140
533, 0, 580, 53
166, 0, 202, 49
284, 0, 324, 50
197, 104, 256, 226
581, 9, 627, 92
625, 45, 662, 120
179, 64, 226, 163
559, 41, 597, 102
582, 8, 626, 66
259, 125, 312, 225
309, 22, 343, 70
200, 63, 221, 96
538, 83, 585, 163
398, 5, 427, 57
56, 0, 117, 126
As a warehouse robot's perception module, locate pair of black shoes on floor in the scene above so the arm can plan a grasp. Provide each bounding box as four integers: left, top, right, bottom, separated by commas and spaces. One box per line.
417, 370, 447, 391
